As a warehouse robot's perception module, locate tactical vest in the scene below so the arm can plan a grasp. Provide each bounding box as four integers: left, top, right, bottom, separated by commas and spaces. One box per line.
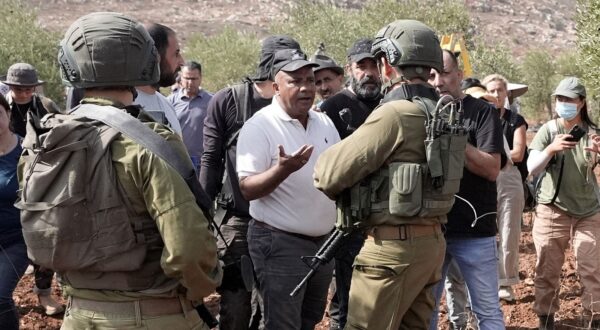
337, 85, 467, 230
16, 105, 176, 292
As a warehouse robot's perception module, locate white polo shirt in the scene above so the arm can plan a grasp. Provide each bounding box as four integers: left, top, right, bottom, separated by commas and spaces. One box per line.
237, 96, 340, 237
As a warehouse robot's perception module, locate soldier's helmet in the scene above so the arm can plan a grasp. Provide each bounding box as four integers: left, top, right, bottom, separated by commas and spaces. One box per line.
371, 20, 442, 73
58, 12, 159, 88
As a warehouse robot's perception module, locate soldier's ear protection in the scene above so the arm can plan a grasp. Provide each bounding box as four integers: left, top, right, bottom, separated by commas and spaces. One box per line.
376, 38, 403, 66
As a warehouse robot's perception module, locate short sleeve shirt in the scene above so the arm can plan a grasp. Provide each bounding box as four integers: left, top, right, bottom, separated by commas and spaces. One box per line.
236, 97, 340, 236
445, 95, 504, 238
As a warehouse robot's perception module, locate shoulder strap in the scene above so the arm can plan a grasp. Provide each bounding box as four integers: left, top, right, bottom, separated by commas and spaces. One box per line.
72, 104, 224, 241
548, 119, 559, 141
226, 81, 254, 148
73, 104, 193, 179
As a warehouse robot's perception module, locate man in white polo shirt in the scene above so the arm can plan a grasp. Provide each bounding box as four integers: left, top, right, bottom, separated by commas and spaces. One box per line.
236, 48, 340, 330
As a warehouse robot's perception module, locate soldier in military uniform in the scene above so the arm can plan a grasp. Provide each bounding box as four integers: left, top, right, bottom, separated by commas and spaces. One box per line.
21, 12, 222, 329
314, 20, 458, 329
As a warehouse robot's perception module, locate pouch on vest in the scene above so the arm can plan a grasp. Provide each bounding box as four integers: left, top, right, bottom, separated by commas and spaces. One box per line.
389, 162, 423, 216
16, 113, 146, 272
336, 180, 372, 232
386, 97, 467, 218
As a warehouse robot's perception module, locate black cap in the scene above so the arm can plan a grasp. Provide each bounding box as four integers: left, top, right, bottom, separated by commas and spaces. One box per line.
254, 35, 301, 81
271, 49, 318, 77
347, 38, 375, 63
460, 77, 485, 91
310, 54, 344, 75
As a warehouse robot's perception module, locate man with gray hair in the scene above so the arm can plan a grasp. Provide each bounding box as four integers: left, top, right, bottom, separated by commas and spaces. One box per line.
317, 37, 382, 330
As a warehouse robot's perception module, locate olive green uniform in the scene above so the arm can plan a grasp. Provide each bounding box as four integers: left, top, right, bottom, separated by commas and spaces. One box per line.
20, 99, 222, 329
314, 97, 446, 329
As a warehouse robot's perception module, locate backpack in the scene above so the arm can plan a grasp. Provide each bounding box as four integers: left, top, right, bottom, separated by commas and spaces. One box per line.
16, 111, 145, 271
16, 104, 214, 272
523, 119, 559, 212
214, 79, 254, 226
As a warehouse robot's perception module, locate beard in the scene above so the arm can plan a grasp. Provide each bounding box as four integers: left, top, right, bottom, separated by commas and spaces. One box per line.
351, 75, 381, 100
157, 62, 179, 87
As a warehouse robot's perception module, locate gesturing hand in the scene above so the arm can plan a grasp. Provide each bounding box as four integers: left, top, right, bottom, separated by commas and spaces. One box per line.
277, 144, 314, 174
585, 133, 600, 154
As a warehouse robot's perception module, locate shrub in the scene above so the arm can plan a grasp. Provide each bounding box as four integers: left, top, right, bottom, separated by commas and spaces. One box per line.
0, 0, 63, 106
183, 27, 261, 93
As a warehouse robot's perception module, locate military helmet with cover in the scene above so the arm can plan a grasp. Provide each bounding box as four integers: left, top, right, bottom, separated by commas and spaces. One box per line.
58, 12, 159, 88
371, 19, 442, 73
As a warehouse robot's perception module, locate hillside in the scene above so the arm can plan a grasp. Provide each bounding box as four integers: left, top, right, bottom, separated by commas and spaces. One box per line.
24, 0, 576, 58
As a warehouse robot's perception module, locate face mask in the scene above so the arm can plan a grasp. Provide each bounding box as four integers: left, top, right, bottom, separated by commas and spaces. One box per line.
556, 101, 579, 120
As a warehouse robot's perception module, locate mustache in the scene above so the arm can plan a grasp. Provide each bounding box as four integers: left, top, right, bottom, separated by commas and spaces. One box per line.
358, 76, 378, 86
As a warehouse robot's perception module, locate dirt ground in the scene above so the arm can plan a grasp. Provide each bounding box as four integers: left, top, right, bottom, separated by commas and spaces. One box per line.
12, 131, 595, 330
12, 211, 590, 330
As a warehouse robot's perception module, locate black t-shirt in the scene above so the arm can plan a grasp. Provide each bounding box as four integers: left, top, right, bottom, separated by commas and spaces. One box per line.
199, 82, 271, 216
10, 100, 35, 137
501, 108, 529, 179
501, 109, 527, 149
320, 89, 381, 139
445, 95, 504, 238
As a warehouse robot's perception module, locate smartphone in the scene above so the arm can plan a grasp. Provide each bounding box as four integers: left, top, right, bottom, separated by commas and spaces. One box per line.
566, 125, 586, 142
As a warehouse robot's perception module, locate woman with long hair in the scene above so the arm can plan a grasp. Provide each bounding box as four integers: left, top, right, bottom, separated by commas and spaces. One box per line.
528, 77, 600, 329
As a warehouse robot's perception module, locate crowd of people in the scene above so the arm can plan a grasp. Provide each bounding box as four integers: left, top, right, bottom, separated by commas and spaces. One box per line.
0, 10, 599, 330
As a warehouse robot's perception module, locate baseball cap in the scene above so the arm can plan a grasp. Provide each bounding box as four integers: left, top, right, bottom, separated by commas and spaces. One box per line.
310, 54, 344, 75
552, 77, 586, 99
2, 63, 45, 86
271, 49, 318, 77
347, 38, 375, 63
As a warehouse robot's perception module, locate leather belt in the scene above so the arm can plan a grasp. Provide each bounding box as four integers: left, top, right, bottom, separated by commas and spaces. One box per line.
252, 219, 328, 242
69, 296, 193, 317
367, 224, 441, 241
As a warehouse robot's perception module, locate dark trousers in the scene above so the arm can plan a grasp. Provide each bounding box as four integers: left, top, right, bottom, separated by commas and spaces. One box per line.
218, 215, 263, 330
248, 220, 333, 330
33, 263, 54, 295
0, 240, 28, 330
329, 233, 364, 330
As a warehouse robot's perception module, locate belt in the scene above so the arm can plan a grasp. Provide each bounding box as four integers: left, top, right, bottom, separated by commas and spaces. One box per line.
367, 224, 441, 241
69, 296, 194, 317
252, 219, 328, 242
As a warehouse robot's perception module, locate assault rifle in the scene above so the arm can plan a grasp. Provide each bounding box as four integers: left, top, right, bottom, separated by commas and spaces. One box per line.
290, 229, 350, 297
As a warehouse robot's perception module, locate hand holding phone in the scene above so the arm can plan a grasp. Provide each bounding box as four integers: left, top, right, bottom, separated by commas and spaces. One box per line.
566, 125, 586, 142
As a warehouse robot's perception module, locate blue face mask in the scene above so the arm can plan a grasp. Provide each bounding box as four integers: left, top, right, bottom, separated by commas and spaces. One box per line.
556, 101, 579, 120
